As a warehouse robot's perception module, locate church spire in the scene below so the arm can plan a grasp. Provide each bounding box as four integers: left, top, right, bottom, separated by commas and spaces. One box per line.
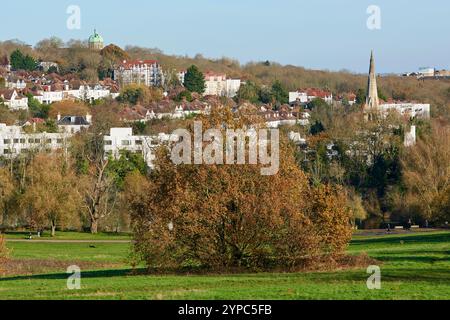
364, 50, 380, 120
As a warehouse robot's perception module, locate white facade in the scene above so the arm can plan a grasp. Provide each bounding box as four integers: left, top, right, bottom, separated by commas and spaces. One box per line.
38, 85, 117, 104
0, 123, 71, 157
0, 90, 28, 110
418, 67, 435, 78
104, 128, 179, 169
380, 103, 431, 119
114, 60, 163, 87
404, 125, 416, 147
289, 89, 333, 104
6, 79, 26, 90
57, 114, 92, 134
204, 73, 241, 97
289, 91, 308, 104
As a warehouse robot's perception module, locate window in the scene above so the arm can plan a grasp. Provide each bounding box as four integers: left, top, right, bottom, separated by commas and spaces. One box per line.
13, 139, 19, 144
135, 140, 143, 145
121, 140, 131, 146
57, 139, 63, 144
20, 139, 25, 144
104, 140, 112, 146
28, 138, 34, 143
3, 139, 11, 144
46, 139, 52, 144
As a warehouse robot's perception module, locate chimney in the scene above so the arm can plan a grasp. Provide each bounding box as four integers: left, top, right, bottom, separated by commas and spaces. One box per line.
57, 113, 61, 122
86, 113, 92, 124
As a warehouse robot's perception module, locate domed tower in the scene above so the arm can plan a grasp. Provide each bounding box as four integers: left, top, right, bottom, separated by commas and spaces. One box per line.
88, 29, 104, 50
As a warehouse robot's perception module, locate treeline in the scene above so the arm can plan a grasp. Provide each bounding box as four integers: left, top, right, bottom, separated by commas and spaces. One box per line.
0, 107, 145, 235
295, 100, 450, 228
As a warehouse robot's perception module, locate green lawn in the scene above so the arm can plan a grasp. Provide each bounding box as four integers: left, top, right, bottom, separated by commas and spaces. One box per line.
3, 231, 132, 241
0, 231, 449, 300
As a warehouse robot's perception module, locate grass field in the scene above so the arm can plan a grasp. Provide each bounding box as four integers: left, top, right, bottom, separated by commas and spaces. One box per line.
0, 230, 449, 300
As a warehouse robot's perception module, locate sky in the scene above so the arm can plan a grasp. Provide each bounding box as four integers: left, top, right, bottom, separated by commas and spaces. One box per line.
1, 0, 449, 74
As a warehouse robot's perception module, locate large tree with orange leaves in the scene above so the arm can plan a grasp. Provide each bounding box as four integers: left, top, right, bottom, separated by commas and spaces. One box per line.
126, 107, 352, 271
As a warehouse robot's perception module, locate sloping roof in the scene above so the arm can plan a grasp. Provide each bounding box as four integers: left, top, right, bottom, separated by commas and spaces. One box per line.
58, 116, 90, 126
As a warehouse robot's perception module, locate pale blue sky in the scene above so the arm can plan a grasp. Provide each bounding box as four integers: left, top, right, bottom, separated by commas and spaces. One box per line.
1, 0, 449, 73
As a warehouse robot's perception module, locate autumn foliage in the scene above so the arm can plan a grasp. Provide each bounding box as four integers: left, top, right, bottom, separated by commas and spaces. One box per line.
126, 108, 352, 271
0, 235, 9, 274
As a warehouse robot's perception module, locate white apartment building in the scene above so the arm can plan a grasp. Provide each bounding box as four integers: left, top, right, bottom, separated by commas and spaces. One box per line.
104, 128, 179, 169
204, 72, 241, 98
114, 60, 163, 87
0, 123, 71, 157
379, 103, 431, 119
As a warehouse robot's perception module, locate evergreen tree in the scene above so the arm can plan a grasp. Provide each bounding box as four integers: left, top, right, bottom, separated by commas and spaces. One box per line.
184, 65, 205, 94
271, 80, 289, 105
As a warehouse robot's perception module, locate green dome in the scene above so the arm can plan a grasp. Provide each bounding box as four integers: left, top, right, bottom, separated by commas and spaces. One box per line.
89, 30, 104, 43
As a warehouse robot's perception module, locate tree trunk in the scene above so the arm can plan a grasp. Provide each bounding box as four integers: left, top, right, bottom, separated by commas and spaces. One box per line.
91, 219, 98, 234
51, 223, 56, 237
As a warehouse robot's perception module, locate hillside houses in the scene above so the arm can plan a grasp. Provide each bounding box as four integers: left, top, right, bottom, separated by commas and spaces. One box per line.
119, 101, 212, 123
289, 88, 333, 104
258, 105, 310, 128
0, 89, 28, 110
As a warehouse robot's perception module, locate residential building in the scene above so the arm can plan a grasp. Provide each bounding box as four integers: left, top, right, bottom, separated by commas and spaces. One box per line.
204, 72, 241, 98
114, 60, 163, 87
38, 61, 59, 72
37, 83, 118, 104
0, 123, 71, 158
418, 67, 435, 78
57, 113, 92, 134
289, 88, 333, 104
104, 128, 179, 169
0, 89, 28, 110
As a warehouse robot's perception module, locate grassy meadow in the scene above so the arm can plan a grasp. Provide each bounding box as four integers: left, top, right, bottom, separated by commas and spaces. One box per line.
0, 230, 449, 300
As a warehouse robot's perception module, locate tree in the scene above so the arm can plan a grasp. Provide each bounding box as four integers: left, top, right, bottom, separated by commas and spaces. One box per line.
10, 49, 37, 71
0, 234, 9, 275
271, 80, 289, 105
117, 84, 163, 105
21, 154, 81, 236
310, 120, 325, 135
235, 81, 260, 104
355, 88, 366, 105
400, 122, 450, 224
126, 107, 352, 271
184, 65, 205, 94
71, 117, 121, 234
0, 168, 15, 226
